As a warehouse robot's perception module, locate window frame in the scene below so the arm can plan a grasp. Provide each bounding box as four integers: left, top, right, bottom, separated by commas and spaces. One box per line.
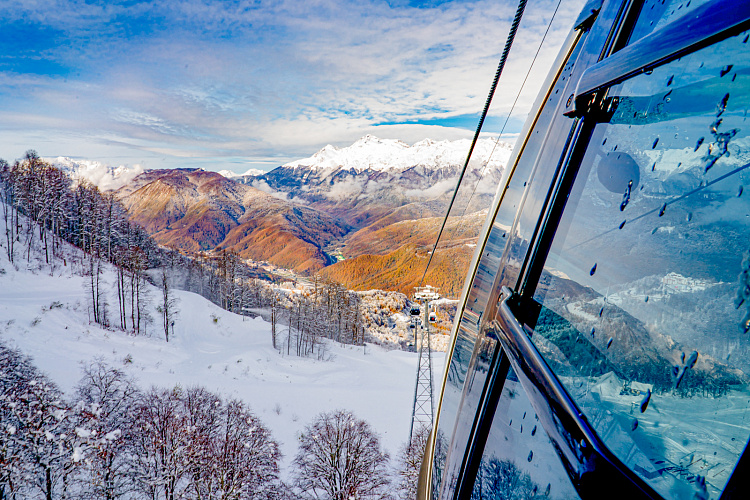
495, 0, 750, 499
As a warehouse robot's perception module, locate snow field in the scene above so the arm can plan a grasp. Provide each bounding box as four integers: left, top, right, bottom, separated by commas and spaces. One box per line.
0, 242, 446, 478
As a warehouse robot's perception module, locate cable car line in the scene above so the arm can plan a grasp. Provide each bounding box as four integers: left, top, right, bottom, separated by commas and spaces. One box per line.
420, 0, 529, 287
456, 0, 564, 229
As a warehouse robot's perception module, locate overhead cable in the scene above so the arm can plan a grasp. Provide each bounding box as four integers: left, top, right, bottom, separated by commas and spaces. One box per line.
420, 0, 528, 286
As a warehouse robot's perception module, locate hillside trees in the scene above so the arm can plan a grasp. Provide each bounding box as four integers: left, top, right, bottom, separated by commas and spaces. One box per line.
1, 346, 283, 500
0, 153, 158, 331
0, 343, 78, 500
1, 152, 375, 353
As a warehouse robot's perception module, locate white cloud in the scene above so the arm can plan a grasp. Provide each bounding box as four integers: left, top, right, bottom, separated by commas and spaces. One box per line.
0, 0, 586, 169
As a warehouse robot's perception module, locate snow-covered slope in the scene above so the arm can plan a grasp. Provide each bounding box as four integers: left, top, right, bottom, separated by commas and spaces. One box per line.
0, 214, 443, 476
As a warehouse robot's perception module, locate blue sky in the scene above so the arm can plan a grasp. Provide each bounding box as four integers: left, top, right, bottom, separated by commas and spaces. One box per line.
0, 0, 583, 172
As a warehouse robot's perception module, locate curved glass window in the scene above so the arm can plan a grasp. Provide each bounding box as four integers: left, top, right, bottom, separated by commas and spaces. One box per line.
470, 366, 580, 500
531, 29, 750, 499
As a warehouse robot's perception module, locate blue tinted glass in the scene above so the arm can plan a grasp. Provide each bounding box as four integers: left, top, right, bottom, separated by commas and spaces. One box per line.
533, 30, 750, 499
470, 365, 580, 500
628, 0, 713, 44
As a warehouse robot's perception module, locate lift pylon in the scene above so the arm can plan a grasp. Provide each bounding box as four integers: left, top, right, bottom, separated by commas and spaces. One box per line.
409, 285, 440, 444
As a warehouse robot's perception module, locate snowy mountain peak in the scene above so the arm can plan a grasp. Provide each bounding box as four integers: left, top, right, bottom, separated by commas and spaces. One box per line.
46, 157, 144, 191
284, 136, 512, 174
218, 168, 265, 179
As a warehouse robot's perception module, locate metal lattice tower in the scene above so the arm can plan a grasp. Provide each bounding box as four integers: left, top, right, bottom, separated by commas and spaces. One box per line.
409, 285, 440, 443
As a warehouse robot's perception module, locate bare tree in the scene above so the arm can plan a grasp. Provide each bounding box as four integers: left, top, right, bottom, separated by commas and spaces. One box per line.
157, 267, 179, 342
397, 426, 430, 500
130, 387, 189, 500
293, 410, 390, 500
71, 362, 140, 500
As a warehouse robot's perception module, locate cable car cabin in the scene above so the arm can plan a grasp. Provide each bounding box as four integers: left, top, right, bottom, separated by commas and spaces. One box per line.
419, 1, 750, 499
429, 313, 437, 323
411, 306, 422, 316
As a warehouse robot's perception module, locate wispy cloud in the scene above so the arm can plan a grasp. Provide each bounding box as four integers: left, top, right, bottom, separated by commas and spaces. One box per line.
0, 0, 585, 172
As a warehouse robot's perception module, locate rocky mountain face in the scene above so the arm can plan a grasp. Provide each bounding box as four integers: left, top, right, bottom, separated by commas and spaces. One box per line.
115, 168, 350, 273
114, 136, 512, 289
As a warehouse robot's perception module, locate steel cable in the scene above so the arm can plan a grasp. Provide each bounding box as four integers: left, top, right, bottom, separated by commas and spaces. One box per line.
419, 0, 528, 286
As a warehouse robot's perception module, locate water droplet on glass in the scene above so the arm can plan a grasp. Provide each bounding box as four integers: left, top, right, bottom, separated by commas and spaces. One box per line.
527, 450, 534, 462
602, 138, 607, 146
523, 412, 526, 419
590, 263, 597, 276
619, 220, 626, 229
704, 156, 719, 173
717, 93, 729, 117
631, 419, 639, 431
667, 75, 674, 86
620, 180, 633, 211
651, 227, 659, 235
686, 350, 699, 369
645, 295, 649, 303
674, 365, 686, 388
644, 68, 653, 75
651, 162, 657, 172
694, 137, 704, 151
738, 185, 744, 197
509, 419, 512, 426
687, 212, 693, 222
659, 203, 667, 217
531, 425, 537, 436
545, 484, 551, 496
607, 337, 613, 349
652, 137, 659, 149
721, 64, 734, 77
681, 352, 686, 363
599, 306, 604, 317
744, 35, 749, 43
640, 388, 652, 413
520, 424, 523, 433
590, 327, 596, 338
711, 118, 723, 134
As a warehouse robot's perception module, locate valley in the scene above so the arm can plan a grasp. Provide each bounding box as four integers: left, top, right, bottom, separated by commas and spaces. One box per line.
108, 136, 512, 296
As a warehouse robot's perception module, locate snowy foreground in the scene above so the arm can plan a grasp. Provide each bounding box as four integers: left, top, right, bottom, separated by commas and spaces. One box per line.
0, 246, 445, 477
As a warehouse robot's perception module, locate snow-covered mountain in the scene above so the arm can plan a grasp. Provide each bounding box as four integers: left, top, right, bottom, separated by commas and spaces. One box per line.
46, 157, 144, 191
284, 135, 510, 174
253, 135, 512, 229
218, 167, 266, 184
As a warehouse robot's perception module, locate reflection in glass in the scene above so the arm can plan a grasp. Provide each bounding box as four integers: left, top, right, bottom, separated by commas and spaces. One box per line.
470, 366, 579, 500
532, 30, 750, 499
628, 0, 713, 44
